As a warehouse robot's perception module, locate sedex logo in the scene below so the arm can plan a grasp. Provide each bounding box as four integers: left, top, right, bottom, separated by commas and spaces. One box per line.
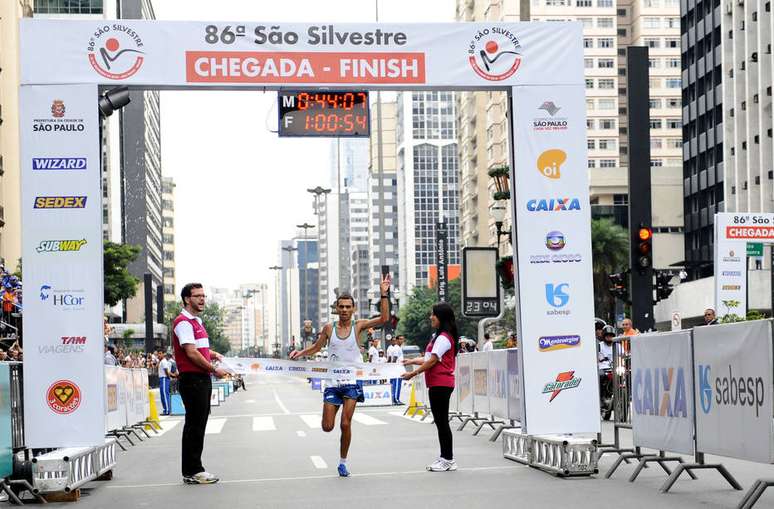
699, 365, 765, 417
633, 367, 688, 417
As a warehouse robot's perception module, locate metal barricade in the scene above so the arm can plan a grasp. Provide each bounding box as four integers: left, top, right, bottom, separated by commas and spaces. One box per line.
31, 438, 117, 495
8, 363, 23, 451
598, 336, 635, 461
502, 430, 598, 476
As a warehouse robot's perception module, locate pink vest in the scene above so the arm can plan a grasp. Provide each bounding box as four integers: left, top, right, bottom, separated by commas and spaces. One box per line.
425, 332, 456, 388
172, 312, 211, 374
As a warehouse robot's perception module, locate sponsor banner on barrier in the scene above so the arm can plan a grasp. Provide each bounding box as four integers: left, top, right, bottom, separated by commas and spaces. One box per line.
361, 384, 393, 407
21, 20, 584, 89
506, 349, 522, 422
21, 84, 104, 448
488, 350, 509, 419
694, 320, 774, 463
221, 357, 404, 381
631, 331, 695, 455
472, 352, 491, 415
511, 84, 599, 434
458, 354, 473, 414
0, 364, 11, 478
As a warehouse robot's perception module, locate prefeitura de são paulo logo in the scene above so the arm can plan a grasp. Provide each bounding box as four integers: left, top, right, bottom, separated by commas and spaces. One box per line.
87, 24, 145, 80
467, 27, 522, 81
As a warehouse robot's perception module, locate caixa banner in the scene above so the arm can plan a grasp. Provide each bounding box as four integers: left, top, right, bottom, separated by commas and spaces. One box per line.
693, 319, 774, 463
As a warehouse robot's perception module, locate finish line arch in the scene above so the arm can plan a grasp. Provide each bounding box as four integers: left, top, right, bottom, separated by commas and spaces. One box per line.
19, 18, 597, 447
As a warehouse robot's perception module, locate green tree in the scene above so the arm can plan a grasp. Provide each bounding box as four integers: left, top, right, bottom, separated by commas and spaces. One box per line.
104, 241, 142, 307
591, 218, 629, 323
164, 300, 231, 354
396, 278, 478, 351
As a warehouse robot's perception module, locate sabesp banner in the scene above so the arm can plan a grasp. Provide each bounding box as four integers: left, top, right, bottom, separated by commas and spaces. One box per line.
21, 84, 105, 448
20, 20, 583, 88
713, 212, 774, 319
511, 85, 599, 434
631, 331, 695, 455
694, 320, 774, 463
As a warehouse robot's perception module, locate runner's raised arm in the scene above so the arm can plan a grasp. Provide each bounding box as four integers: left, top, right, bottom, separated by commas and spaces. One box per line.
290, 324, 331, 359
356, 274, 392, 335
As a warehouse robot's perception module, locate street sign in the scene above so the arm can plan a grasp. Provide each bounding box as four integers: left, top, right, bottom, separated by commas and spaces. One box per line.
462, 247, 500, 318
671, 311, 681, 331
436, 221, 449, 302
747, 242, 763, 257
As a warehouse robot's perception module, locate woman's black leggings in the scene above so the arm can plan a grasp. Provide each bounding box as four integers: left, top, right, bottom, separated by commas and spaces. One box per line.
428, 386, 454, 461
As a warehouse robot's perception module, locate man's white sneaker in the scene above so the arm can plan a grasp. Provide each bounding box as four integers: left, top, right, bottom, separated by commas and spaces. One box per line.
427, 458, 445, 471
183, 471, 219, 484
444, 459, 458, 471
428, 458, 456, 472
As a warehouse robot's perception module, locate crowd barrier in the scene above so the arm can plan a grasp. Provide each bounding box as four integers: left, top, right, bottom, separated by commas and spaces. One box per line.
605, 319, 774, 508
598, 336, 635, 462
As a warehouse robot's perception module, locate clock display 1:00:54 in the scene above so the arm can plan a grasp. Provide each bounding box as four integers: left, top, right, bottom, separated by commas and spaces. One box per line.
303, 112, 368, 133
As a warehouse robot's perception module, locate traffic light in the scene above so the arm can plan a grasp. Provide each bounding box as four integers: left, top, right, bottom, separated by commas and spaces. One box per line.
654, 271, 675, 303
608, 272, 630, 303
389, 314, 399, 330
635, 225, 653, 273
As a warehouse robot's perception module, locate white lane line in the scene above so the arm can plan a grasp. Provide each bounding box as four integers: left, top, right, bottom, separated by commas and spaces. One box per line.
245, 399, 256, 403
388, 411, 435, 424
299, 414, 320, 429
352, 413, 387, 426
153, 420, 180, 436
296, 431, 307, 437
273, 389, 291, 415
106, 465, 524, 489
204, 418, 227, 435
252, 416, 276, 431
310, 456, 328, 469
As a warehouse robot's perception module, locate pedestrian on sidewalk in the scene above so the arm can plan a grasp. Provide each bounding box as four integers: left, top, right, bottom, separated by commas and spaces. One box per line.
157, 351, 175, 415
172, 283, 228, 485
387, 337, 404, 405
482, 333, 494, 352
401, 302, 458, 472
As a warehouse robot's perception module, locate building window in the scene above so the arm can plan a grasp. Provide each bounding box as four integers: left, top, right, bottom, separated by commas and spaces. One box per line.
643, 0, 660, 6
598, 98, 616, 109
587, 118, 595, 129
649, 78, 661, 88
599, 138, 617, 150
650, 159, 664, 167
579, 17, 593, 28
650, 138, 663, 149
667, 138, 682, 148
650, 119, 663, 129
585, 58, 594, 69
667, 58, 681, 68
613, 194, 629, 205
588, 139, 596, 149
649, 58, 661, 68
666, 118, 681, 129
665, 78, 682, 88
599, 119, 616, 129
667, 97, 680, 108
600, 159, 617, 167
649, 98, 662, 109
666, 17, 680, 28
597, 17, 614, 28
34, 0, 104, 14
598, 58, 615, 68
598, 37, 614, 48
577, 0, 593, 6
598, 78, 615, 89
598, 0, 613, 7
584, 37, 594, 48
586, 78, 595, 89
665, 38, 680, 48
644, 17, 660, 28
588, 159, 597, 168
644, 37, 661, 48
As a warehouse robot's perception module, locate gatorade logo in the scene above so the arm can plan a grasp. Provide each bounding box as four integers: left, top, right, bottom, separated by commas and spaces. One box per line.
536, 149, 567, 179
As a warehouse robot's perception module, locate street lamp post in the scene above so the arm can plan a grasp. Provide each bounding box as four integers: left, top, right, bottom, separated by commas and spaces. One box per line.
490, 201, 511, 255
296, 222, 316, 349
307, 186, 331, 326
282, 245, 299, 357
269, 265, 282, 358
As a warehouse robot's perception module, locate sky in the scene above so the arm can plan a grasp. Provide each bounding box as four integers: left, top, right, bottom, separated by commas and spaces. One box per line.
153, 0, 455, 293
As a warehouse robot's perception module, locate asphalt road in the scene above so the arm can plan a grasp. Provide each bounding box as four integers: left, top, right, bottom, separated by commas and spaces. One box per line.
45, 376, 774, 509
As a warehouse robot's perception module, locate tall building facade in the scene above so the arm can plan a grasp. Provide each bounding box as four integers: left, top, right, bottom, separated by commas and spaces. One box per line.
456, 0, 685, 268
315, 192, 338, 325
368, 99, 400, 295
346, 190, 370, 312
396, 91, 461, 297
0, 0, 33, 269
161, 177, 176, 303
296, 237, 320, 333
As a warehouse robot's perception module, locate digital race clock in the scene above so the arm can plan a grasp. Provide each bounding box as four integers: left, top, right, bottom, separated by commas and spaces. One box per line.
278, 91, 370, 137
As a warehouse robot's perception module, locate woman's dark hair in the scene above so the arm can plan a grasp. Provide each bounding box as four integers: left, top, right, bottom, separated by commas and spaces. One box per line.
432, 302, 459, 352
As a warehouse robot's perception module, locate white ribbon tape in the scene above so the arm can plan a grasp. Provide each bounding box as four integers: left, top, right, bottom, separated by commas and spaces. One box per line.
221, 357, 405, 381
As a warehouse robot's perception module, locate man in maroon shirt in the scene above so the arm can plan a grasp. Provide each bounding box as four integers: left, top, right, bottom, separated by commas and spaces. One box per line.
172, 283, 228, 485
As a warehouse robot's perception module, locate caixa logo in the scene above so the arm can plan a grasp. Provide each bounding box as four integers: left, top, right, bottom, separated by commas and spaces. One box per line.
632, 367, 688, 417
698, 365, 765, 417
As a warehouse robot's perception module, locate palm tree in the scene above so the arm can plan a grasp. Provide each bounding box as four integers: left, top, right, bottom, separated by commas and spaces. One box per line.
591, 218, 629, 322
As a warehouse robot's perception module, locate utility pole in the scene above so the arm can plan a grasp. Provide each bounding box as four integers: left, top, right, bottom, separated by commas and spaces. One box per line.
296, 222, 316, 347
269, 265, 282, 358
282, 245, 298, 356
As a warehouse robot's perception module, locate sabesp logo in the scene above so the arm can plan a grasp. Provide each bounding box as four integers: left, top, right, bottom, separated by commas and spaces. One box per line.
632, 367, 688, 417
36, 239, 87, 253
46, 379, 82, 415
87, 24, 145, 80
526, 198, 581, 212
545, 283, 570, 316
34, 196, 87, 209
699, 364, 765, 417
536, 149, 567, 179
467, 27, 522, 81
542, 371, 581, 402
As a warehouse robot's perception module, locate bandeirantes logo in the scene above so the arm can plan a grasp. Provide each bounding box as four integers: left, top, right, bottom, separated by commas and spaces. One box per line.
538, 335, 581, 352
36, 239, 87, 253
32, 157, 87, 171
536, 149, 567, 180
698, 364, 765, 417
545, 283, 570, 316
633, 367, 688, 417
87, 24, 145, 80
546, 231, 565, 251
526, 198, 581, 212
467, 27, 522, 81
34, 196, 87, 209
38, 336, 87, 355
46, 379, 82, 415
32, 101, 85, 133
542, 371, 581, 402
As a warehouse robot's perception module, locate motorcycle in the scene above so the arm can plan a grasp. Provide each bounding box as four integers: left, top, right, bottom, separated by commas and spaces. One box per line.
599, 364, 614, 421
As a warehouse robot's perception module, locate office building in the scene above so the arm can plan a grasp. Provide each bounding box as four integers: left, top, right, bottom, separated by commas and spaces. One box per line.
161, 177, 176, 303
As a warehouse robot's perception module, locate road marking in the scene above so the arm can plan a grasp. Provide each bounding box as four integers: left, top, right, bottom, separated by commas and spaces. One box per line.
106, 465, 525, 489
300, 414, 320, 429
310, 456, 327, 469
252, 416, 276, 431
352, 413, 387, 426
245, 399, 256, 403
204, 418, 227, 435
296, 431, 306, 437
153, 420, 180, 436
273, 389, 291, 415
388, 411, 434, 424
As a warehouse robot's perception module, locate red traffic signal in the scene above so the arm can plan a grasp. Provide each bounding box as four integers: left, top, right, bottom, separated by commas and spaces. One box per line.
636, 225, 653, 271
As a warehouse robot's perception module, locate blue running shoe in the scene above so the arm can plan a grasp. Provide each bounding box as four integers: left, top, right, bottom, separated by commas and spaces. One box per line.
338, 463, 350, 477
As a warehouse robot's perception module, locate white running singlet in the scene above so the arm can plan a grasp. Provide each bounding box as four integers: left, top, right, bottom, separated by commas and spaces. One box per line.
328, 321, 361, 385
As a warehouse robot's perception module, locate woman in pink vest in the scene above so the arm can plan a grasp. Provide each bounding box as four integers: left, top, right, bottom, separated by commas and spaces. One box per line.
401, 302, 457, 472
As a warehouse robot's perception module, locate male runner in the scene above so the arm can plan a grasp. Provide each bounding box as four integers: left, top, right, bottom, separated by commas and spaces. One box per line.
289, 274, 391, 477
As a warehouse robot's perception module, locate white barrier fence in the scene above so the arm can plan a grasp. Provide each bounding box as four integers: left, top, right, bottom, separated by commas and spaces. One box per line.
104, 367, 151, 435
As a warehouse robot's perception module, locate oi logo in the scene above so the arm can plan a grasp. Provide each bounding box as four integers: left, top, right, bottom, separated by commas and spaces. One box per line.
698, 364, 712, 413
